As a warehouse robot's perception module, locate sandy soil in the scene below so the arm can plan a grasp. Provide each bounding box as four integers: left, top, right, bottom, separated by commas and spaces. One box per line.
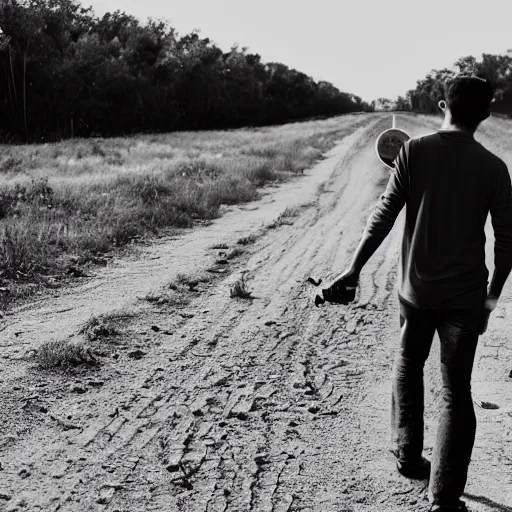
1, 113, 511, 512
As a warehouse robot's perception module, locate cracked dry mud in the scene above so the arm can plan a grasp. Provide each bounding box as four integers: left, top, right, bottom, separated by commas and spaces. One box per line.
1, 114, 512, 512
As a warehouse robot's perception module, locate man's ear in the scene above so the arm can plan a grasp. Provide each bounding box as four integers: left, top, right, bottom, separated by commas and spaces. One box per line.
438, 100, 447, 112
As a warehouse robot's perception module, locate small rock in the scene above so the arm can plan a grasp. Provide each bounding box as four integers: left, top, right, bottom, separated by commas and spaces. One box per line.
346, 319, 358, 334
88, 380, 104, 388
112, 353, 120, 360
265, 320, 277, 326
18, 468, 31, 479
96, 486, 116, 504
0, 493, 11, 501
128, 349, 147, 360
67, 266, 87, 278
166, 462, 180, 473
308, 405, 320, 414
509, 370, 512, 379
70, 384, 87, 394
254, 452, 268, 465
151, 325, 161, 332
289, 420, 299, 427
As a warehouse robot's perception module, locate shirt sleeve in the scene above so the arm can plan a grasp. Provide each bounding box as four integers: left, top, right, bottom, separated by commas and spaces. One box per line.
491, 163, 512, 269
363, 144, 409, 242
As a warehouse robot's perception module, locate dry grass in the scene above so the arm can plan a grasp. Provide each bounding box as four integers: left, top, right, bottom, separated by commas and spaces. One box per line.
35, 340, 96, 369
268, 206, 301, 229
79, 310, 135, 341
230, 274, 252, 299
237, 234, 257, 245
0, 114, 365, 305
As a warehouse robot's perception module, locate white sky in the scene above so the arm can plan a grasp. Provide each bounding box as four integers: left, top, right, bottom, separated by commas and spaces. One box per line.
85, 0, 512, 102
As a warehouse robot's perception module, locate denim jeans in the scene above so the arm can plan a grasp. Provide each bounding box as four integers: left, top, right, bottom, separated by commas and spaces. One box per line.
391, 298, 483, 506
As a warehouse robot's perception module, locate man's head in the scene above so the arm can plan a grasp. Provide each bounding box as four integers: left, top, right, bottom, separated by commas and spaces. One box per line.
438, 75, 494, 132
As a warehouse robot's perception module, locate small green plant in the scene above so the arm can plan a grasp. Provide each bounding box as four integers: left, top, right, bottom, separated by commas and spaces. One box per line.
268, 206, 301, 229
226, 247, 244, 260
237, 234, 257, 246
145, 289, 191, 307
80, 311, 134, 341
281, 206, 300, 218
91, 141, 106, 157
230, 274, 252, 299
35, 340, 96, 369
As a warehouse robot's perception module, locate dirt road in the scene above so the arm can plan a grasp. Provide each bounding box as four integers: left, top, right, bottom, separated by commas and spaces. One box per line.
1, 114, 511, 512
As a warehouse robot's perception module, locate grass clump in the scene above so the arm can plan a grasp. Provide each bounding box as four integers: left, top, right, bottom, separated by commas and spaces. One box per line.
226, 247, 244, 260
80, 311, 134, 341
230, 274, 252, 299
35, 340, 96, 369
237, 234, 257, 246
268, 207, 301, 229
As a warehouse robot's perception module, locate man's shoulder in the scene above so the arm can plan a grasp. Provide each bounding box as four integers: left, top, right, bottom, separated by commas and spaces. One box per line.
404, 133, 439, 151
474, 141, 508, 172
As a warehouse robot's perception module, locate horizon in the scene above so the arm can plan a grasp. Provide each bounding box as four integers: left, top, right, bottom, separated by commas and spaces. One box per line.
85, 0, 512, 103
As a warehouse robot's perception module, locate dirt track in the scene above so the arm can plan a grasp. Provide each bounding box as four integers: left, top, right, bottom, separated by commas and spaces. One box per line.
1, 114, 512, 512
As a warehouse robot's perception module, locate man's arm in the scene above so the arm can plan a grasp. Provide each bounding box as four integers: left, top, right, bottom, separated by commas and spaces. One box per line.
351, 146, 408, 270
325, 145, 409, 292
488, 164, 512, 301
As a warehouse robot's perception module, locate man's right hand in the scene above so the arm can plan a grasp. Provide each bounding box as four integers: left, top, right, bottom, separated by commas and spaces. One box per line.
321, 268, 359, 305
480, 296, 498, 335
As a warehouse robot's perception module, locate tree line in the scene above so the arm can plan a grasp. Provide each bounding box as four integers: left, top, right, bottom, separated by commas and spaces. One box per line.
0, 0, 372, 142
393, 52, 512, 115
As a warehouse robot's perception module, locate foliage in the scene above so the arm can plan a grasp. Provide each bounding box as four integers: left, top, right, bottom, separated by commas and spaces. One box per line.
0, 0, 372, 141
396, 51, 512, 115
230, 274, 252, 299
0, 114, 359, 305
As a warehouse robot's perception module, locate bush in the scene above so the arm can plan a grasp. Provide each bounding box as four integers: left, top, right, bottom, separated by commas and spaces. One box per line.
35, 340, 96, 369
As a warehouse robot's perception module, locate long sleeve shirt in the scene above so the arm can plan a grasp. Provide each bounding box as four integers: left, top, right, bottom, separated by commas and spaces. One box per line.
364, 130, 512, 308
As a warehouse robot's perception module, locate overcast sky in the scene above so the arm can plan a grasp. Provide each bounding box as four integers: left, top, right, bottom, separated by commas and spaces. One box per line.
85, 0, 512, 102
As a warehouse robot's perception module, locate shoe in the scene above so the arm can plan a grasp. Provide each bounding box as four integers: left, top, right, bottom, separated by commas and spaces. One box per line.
430, 501, 469, 511
391, 449, 431, 480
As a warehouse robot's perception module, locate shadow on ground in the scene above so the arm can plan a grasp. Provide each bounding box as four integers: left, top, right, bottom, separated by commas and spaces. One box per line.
465, 493, 512, 512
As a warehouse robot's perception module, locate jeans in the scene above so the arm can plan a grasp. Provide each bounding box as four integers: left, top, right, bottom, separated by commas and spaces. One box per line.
391, 298, 484, 506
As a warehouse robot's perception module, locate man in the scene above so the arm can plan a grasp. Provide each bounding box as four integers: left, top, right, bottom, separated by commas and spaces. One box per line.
325, 76, 512, 511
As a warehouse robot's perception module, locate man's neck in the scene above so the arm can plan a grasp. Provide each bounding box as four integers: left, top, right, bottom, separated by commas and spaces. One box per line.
440, 120, 475, 134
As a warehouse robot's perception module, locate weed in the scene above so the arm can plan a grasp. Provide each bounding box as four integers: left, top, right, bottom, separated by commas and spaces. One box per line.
237, 234, 257, 245
230, 274, 252, 299
0, 156, 23, 173
226, 247, 244, 260
80, 311, 134, 341
35, 340, 96, 369
281, 206, 301, 218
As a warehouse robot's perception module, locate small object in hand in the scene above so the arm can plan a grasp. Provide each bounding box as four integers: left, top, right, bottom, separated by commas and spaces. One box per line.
315, 285, 356, 307
315, 294, 326, 307
307, 277, 323, 287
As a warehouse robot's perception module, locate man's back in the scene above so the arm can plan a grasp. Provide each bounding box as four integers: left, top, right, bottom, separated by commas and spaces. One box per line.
366, 129, 512, 308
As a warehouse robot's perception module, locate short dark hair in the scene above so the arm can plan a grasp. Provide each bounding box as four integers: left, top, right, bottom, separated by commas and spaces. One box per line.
446, 75, 494, 129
